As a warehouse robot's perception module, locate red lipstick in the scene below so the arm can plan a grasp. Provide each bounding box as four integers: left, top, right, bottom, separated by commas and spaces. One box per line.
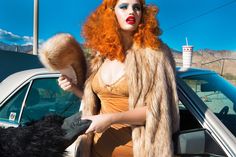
126, 16, 136, 25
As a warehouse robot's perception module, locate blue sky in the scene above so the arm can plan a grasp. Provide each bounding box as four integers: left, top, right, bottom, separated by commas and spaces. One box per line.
0, 0, 236, 51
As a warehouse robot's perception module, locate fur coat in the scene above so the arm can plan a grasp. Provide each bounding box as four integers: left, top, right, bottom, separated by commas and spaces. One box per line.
74, 42, 179, 157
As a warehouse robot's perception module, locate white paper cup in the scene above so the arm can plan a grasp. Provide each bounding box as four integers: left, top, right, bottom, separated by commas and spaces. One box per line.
182, 45, 193, 69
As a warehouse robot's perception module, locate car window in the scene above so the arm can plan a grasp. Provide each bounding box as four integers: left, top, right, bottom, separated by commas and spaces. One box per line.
21, 78, 81, 124
178, 91, 227, 157
0, 84, 29, 124
178, 100, 202, 131
183, 73, 236, 136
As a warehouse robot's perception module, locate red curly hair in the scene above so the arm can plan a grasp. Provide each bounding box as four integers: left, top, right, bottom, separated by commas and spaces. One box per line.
82, 0, 161, 62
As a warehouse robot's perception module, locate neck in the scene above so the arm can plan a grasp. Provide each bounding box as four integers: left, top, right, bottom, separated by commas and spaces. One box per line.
120, 30, 134, 52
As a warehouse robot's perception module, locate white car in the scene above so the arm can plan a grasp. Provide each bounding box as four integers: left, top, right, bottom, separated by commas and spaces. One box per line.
0, 67, 235, 157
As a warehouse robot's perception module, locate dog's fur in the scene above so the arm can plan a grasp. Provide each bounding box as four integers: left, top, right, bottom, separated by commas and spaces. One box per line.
39, 33, 87, 89
0, 115, 69, 157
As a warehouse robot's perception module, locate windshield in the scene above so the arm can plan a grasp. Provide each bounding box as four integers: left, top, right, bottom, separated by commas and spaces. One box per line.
183, 73, 236, 136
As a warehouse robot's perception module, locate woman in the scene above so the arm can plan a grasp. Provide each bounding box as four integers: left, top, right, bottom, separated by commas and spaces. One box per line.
59, 0, 179, 156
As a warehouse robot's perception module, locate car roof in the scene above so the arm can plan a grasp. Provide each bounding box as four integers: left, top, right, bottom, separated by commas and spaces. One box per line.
176, 67, 216, 78
0, 68, 59, 104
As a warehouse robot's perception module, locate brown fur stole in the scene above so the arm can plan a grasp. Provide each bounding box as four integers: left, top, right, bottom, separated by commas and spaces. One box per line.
75, 42, 179, 157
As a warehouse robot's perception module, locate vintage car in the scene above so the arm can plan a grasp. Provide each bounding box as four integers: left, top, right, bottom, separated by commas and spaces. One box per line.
0, 67, 235, 156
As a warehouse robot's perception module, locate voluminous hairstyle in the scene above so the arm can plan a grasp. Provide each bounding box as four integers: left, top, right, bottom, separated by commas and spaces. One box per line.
82, 0, 161, 62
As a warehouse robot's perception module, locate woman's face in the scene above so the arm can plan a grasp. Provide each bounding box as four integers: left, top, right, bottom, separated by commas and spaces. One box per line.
114, 0, 142, 32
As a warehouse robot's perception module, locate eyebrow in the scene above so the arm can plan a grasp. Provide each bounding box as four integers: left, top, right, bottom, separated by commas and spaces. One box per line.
118, 3, 128, 7
118, 3, 141, 7
133, 3, 141, 7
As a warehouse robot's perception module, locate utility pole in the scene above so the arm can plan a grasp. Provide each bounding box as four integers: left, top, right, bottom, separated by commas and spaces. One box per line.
33, 0, 39, 55
220, 58, 225, 76
15, 45, 18, 52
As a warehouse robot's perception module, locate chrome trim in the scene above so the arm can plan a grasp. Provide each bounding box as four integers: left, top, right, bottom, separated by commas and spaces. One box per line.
177, 76, 236, 157
17, 80, 33, 124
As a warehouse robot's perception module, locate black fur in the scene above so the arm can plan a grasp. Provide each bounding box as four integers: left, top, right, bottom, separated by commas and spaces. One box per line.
0, 115, 68, 157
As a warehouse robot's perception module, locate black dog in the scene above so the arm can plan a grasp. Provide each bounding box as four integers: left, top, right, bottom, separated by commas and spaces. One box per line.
0, 114, 91, 157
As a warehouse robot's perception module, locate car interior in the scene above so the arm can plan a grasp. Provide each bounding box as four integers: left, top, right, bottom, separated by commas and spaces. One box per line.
176, 101, 227, 157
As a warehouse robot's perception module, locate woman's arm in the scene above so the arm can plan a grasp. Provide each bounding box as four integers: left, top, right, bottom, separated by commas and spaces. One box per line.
83, 106, 147, 133
58, 75, 84, 98
111, 106, 147, 125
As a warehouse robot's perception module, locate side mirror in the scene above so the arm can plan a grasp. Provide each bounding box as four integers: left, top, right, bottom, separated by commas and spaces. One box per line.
173, 128, 226, 156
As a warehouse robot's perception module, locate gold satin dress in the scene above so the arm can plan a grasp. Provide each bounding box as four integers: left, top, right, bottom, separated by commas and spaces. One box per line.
91, 69, 133, 157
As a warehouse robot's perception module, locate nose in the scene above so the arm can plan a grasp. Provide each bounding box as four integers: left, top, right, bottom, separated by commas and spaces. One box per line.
128, 6, 134, 15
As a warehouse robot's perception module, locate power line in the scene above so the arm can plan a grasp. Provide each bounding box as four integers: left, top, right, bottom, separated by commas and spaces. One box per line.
165, 0, 236, 31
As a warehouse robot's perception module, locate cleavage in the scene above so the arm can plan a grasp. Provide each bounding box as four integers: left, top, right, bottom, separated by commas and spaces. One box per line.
100, 59, 126, 86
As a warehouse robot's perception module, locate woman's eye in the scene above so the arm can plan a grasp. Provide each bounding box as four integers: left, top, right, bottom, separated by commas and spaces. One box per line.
133, 4, 141, 11
119, 4, 128, 9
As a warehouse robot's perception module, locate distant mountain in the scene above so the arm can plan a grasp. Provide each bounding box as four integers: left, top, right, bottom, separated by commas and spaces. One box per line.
0, 41, 33, 53
1, 41, 234, 56
195, 48, 236, 58
172, 48, 236, 85
171, 48, 181, 54
171, 48, 235, 54
172, 48, 236, 61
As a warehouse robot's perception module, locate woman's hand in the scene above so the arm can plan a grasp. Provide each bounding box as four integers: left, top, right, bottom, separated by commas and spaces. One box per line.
58, 75, 83, 98
58, 75, 76, 92
82, 107, 147, 134
82, 114, 113, 134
